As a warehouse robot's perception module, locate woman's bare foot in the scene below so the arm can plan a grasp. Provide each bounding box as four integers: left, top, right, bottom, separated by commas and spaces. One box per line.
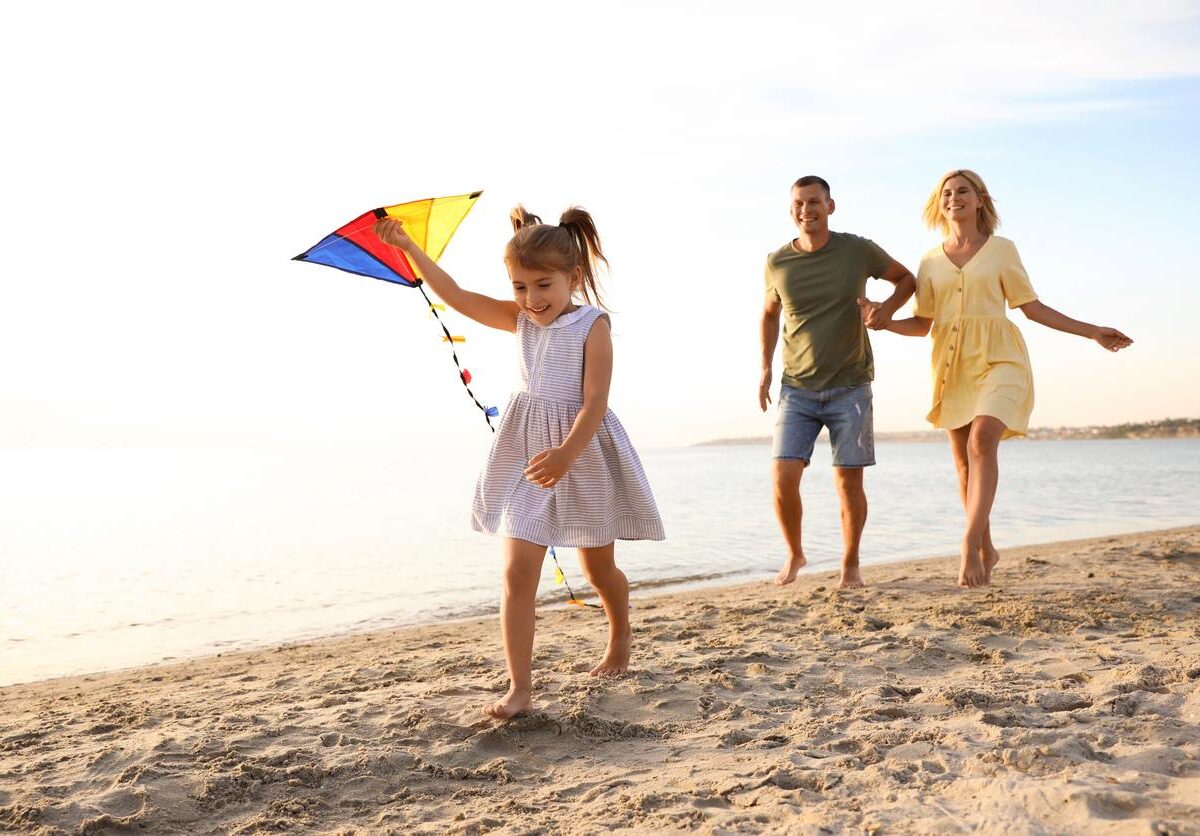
983, 545, 1001, 583
959, 548, 988, 588
482, 686, 533, 720
838, 565, 865, 589
774, 554, 808, 586
590, 627, 631, 677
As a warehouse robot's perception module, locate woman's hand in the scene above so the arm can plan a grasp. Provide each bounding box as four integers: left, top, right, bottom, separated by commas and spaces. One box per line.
524, 447, 574, 488
373, 217, 417, 252
856, 297, 890, 330
1092, 326, 1133, 352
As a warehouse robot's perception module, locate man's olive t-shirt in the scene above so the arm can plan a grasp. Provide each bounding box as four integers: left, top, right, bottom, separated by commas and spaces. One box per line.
764, 231, 892, 391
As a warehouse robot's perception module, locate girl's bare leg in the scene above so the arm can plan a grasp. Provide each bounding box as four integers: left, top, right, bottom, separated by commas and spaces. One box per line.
948, 425, 1001, 581
484, 538, 545, 720
578, 543, 630, 676
958, 416, 1006, 587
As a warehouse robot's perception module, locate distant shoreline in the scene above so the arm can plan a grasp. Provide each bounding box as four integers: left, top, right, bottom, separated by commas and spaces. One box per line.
695, 417, 1200, 446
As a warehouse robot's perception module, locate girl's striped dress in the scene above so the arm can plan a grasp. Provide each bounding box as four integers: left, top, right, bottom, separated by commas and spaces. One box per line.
471, 305, 665, 548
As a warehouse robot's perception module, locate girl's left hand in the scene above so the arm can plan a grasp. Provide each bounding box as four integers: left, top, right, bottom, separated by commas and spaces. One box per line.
1093, 327, 1133, 352
524, 447, 572, 488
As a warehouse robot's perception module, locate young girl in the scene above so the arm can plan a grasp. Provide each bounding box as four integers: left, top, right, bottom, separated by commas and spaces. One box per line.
374, 205, 664, 720
873, 169, 1132, 588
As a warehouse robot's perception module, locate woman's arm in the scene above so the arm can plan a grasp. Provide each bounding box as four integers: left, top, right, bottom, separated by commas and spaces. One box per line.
883, 315, 933, 337
859, 297, 932, 337
374, 218, 519, 332
1018, 300, 1133, 351
523, 317, 613, 488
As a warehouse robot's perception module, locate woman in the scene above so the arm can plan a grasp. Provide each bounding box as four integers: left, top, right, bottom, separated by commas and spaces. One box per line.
878, 169, 1132, 587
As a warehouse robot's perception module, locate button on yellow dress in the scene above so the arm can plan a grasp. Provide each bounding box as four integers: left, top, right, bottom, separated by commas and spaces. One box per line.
913, 236, 1038, 439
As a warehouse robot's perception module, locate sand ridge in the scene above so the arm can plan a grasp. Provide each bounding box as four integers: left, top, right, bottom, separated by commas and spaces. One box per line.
2, 526, 1198, 834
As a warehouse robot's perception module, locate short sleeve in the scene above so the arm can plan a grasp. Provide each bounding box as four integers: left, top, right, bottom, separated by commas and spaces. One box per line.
913, 262, 935, 318
860, 237, 893, 279
764, 254, 780, 302
999, 241, 1038, 309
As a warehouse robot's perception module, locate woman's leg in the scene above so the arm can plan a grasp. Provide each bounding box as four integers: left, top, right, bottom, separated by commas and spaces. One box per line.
578, 543, 631, 676
959, 416, 1006, 587
485, 538, 546, 719
948, 424, 1001, 581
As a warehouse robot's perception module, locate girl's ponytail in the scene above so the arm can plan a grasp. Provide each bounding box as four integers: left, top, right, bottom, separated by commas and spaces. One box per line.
510, 205, 543, 233
557, 207, 608, 308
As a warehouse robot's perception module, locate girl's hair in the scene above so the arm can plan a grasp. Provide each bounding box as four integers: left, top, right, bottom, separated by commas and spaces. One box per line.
922, 169, 1000, 236
506, 205, 608, 308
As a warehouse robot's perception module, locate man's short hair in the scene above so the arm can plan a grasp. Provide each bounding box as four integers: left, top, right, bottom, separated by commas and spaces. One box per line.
792, 175, 831, 197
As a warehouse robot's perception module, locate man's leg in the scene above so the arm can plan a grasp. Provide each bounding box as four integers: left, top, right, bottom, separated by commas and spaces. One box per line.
772, 458, 807, 585
832, 467, 867, 588
826, 384, 875, 589
770, 385, 820, 586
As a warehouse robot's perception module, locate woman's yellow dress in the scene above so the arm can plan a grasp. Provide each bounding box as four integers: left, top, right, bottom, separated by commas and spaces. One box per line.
913, 236, 1038, 439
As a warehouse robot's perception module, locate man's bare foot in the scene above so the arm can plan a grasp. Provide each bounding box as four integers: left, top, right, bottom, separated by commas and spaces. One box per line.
590, 628, 630, 677
983, 545, 1001, 583
483, 687, 533, 720
838, 565, 865, 589
774, 555, 808, 586
958, 550, 988, 588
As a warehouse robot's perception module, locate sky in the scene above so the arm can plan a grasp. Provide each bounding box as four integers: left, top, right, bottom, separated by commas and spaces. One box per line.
3, 0, 1199, 451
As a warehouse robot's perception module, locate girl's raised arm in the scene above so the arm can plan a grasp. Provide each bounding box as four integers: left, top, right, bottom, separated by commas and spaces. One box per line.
374, 218, 519, 333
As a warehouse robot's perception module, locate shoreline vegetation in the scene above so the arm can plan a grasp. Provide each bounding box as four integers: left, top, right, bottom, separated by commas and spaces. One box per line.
695, 417, 1200, 446
2, 526, 1197, 833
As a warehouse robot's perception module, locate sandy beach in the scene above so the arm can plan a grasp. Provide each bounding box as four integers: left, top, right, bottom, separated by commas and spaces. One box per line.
2, 526, 1198, 834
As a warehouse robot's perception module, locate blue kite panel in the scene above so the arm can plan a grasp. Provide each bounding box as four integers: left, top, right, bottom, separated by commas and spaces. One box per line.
298, 235, 413, 286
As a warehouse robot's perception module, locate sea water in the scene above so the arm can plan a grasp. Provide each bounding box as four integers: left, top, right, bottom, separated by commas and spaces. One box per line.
2, 439, 1197, 686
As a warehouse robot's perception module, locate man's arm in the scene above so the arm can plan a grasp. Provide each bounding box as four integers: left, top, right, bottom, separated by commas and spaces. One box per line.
760, 296, 782, 411
861, 260, 916, 330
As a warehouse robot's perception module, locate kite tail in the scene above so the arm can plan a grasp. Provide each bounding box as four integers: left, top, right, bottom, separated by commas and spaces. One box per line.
549, 546, 603, 609
415, 281, 496, 433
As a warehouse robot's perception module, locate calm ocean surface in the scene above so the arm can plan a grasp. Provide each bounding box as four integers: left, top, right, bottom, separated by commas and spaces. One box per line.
2, 439, 1197, 686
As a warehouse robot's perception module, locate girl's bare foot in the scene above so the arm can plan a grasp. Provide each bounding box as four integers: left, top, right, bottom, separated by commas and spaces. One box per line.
590, 627, 630, 677
959, 548, 988, 588
774, 554, 807, 585
983, 545, 1001, 582
838, 566, 865, 589
483, 687, 533, 720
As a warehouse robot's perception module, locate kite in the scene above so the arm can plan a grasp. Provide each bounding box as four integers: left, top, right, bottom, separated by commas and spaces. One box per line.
293, 192, 498, 430
293, 193, 598, 609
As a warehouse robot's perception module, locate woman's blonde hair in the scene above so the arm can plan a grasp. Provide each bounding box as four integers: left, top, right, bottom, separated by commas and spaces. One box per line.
505, 205, 608, 308
922, 169, 1000, 236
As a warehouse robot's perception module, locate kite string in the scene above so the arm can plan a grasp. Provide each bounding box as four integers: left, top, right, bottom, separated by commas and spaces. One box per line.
415, 282, 495, 433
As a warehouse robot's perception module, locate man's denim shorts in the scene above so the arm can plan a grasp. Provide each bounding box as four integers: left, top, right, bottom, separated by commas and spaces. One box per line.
772, 383, 875, 467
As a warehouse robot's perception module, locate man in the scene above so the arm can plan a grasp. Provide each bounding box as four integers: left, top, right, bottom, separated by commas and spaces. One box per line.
760, 175, 914, 588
